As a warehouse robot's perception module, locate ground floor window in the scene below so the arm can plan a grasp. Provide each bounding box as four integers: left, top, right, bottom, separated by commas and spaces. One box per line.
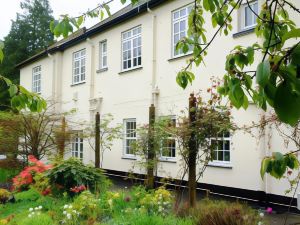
161, 116, 176, 159
123, 119, 136, 157
71, 131, 83, 160
211, 131, 230, 163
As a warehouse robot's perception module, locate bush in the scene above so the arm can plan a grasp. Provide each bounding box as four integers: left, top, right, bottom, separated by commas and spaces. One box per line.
0, 189, 10, 204
46, 158, 109, 196
14, 188, 41, 202
178, 199, 264, 225
12, 155, 51, 191
0, 168, 20, 183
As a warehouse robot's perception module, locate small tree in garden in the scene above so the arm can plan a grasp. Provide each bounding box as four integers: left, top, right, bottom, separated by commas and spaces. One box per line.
173, 84, 234, 207
130, 116, 174, 189
86, 114, 121, 168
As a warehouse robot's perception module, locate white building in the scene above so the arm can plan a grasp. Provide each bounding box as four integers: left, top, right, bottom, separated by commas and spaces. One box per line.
18, 0, 300, 210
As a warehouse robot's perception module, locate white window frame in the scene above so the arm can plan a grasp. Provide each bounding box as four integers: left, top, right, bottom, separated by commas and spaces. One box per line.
99, 40, 108, 70
240, 0, 258, 31
160, 116, 176, 161
72, 49, 86, 84
32, 66, 41, 93
121, 26, 142, 71
71, 131, 83, 160
172, 4, 193, 58
123, 118, 137, 158
209, 132, 231, 167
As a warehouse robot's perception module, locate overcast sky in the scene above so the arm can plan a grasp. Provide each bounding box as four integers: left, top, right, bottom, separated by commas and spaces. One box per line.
0, 0, 127, 40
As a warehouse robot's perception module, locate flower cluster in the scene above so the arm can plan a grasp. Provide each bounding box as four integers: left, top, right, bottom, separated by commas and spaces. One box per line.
139, 187, 173, 216
12, 155, 52, 191
70, 185, 86, 193
28, 206, 42, 218
61, 204, 80, 224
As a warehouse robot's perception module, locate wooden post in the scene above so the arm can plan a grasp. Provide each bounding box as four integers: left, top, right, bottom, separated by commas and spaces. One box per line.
147, 104, 155, 189
58, 116, 66, 159
188, 93, 197, 208
95, 112, 100, 168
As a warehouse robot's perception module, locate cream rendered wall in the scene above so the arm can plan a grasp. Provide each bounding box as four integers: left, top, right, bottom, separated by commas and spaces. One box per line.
19, 0, 300, 199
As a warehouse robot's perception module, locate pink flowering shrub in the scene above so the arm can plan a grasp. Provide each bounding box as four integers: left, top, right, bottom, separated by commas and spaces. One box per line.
12, 155, 52, 191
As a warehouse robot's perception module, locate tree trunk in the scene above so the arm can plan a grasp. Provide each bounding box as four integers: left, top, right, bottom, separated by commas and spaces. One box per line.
146, 104, 155, 189
95, 112, 100, 168
188, 93, 197, 208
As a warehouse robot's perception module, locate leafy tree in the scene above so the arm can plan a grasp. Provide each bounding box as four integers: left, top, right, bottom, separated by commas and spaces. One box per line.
0, 0, 54, 83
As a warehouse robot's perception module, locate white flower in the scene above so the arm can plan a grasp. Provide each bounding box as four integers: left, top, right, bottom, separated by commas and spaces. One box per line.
124, 186, 128, 189
68, 205, 73, 209
63, 211, 67, 215
72, 210, 76, 213
64, 204, 69, 209
259, 212, 264, 218
67, 213, 72, 219
29, 208, 33, 212
35, 207, 39, 210
39, 206, 42, 209
258, 222, 263, 225
28, 214, 32, 218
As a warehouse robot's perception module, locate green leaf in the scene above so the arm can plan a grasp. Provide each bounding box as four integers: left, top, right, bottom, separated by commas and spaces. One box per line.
260, 158, 271, 179
285, 154, 299, 169
77, 16, 84, 27
256, 61, 270, 87
274, 81, 300, 126
282, 28, 300, 42
0, 41, 4, 63
291, 45, 300, 66
8, 85, 18, 97
103, 4, 111, 17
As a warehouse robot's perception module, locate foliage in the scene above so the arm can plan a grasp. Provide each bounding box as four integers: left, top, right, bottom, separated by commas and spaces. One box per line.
12, 155, 52, 191
0, 76, 46, 112
0, 0, 54, 83
0, 189, 11, 204
129, 117, 174, 187
14, 188, 41, 202
46, 158, 109, 196
177, 199, 264, 225
0, 169, 20, 183
31, 173, 51, 196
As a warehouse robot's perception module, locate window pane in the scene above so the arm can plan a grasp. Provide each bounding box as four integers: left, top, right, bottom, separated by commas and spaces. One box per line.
218, 151, 224, 161
224, 151, 230, 161
245, 6, 253, 27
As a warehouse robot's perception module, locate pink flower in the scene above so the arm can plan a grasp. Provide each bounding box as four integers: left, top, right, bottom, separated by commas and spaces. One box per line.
266, 207, 273, 214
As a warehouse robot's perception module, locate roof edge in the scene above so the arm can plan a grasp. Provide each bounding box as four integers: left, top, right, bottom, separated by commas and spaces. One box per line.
17, 0, 166, 69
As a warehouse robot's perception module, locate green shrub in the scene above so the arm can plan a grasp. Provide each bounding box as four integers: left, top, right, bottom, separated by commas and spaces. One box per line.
178, 199, 264, 225
14, 188, 41, 202
14, 213, 54, 225
46, 158, 109, 196
0, 168, 20, 183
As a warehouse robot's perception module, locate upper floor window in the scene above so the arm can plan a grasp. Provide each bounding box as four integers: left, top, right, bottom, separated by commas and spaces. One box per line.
123, 119, 136, 157
73, 49, 86, 84
240, 1, 258, 30
122, 26, 142, 71
172, 4, 193, 57
161, 117, 176, 160
32, 66, 41, 93
71, 131, 83, 160
211, 131, 231, 164
100, 40, 107, 70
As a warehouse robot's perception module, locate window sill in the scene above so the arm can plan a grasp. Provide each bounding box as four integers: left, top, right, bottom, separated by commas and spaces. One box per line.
119, 66, 143, 75
122, 156, 137, 160
96, 68, 108, 73
207, 162, 232, 168
168, 53, 193, 62
233, 27, 255, 38
159, 157, 177, 163
71, 81, 86, 87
